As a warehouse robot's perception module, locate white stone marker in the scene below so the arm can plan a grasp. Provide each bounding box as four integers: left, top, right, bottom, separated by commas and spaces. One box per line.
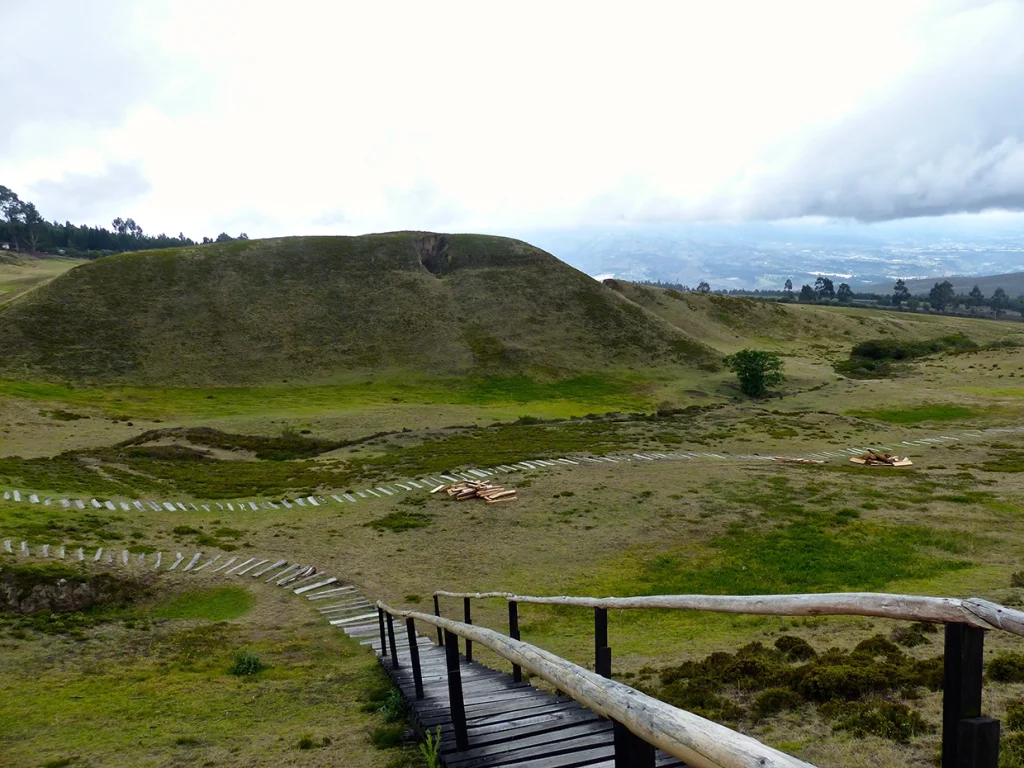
20, 541, 29, 555
44, 498, 51, 506
122, 550, 129, 565
1, 491, 8, 500
13, 490, 21, 502
134, 501, 144, 511
162, 503, 176, 512
251, 559, 286, 577
344, 494, 357, 502
76, 548, 84, 561
182, 552, 203, 571
154, 552, 162, 569
120, 503, 131, 511
236, 559, 268, 576
294, 577, 337, 595
104, 501, 116, 511
202, 504, 210, 512
211, 556, 238, 573
295, 498, 307, 507
176, 503, 187, 512
75, 500, 85, 509
61, 499, 70, 507
2, 540, 11, 553
226, 557, 256, 575
282, 500, 292, 508
41, 544, 50, 557
226, 503, 234, 511
249, 501, 258, 511
29, 494, 39, 503
193, 554, 221, 572
148, 502, 161, 511
168, 553, 184, 570
137, 553, 145, 565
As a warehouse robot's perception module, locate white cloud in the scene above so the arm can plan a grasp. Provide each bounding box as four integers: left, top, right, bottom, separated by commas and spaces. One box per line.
2, 0, 1023, 237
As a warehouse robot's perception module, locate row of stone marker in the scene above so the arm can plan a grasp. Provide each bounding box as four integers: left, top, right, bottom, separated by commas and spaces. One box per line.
2, 535, 377, 642
3, 424, 1023, 513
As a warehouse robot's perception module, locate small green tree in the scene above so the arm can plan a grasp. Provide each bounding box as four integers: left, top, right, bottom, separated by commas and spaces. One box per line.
724, 349, 785, 398
892, 279, 910, 306
836, 283, 853, 302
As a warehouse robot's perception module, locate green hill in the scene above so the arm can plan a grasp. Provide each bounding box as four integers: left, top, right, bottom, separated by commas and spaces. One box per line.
0, 233, 718, 384
864, 271, 1024, 298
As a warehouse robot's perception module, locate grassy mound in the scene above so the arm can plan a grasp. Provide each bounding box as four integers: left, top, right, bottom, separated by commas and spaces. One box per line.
0, 233, 718, 384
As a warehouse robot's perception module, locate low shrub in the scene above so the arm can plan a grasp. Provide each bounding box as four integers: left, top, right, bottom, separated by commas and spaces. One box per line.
824, 700, 931, 742
751, 688, 803, 720
989, 653, 1024, 683
228, 650, 267, 676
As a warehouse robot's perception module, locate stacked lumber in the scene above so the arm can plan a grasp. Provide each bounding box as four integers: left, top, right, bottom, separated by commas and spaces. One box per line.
773, 457, 824, 465
850, 450, 913, 467
431, 480, 518, 504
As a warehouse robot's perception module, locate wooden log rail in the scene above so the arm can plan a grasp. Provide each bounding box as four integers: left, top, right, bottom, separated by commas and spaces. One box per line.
432, 590, 1015, 768
376, 600, 815, 768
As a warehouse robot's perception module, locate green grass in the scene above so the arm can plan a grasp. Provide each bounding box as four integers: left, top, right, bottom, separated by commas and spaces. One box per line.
631, 522, 970, 596
152, 587, 254, 621
852, 404, 980, 424
0, 373, 655, 421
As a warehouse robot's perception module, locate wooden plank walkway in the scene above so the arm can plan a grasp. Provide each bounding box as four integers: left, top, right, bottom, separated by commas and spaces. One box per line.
328, 598, 689, 767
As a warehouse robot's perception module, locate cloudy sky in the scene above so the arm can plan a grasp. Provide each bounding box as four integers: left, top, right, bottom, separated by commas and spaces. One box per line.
3, 0, 1023, 239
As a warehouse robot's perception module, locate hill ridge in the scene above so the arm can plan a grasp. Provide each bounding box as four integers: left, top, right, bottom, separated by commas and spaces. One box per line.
0, 232, 719, 385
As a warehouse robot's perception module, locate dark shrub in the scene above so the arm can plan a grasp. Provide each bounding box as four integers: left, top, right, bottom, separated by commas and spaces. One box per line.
989, 653, 1024, 683
774, 635, 816, 661
825, 700, 930, 742
751, 688, 803, 720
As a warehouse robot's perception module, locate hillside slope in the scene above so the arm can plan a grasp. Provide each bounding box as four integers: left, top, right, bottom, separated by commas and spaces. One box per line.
0, 233, 718, 384
607, 281, 1024, 356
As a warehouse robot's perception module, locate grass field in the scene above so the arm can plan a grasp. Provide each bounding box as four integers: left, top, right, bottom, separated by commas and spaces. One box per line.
4, 294, 1024, 767
0, 254, 85, 306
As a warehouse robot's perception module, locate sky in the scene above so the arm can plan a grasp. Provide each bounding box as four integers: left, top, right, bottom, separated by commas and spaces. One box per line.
3, 0, 1024, 240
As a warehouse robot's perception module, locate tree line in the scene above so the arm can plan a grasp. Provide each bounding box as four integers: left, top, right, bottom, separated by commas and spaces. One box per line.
638, 276, 1023, 318
0, 184, 248, 259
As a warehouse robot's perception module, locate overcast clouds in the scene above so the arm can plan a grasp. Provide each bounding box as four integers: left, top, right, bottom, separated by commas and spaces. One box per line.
2, 0, 1023, 238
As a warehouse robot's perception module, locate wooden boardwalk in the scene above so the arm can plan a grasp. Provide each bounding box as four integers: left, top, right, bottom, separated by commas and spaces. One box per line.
330, 599, 688, 767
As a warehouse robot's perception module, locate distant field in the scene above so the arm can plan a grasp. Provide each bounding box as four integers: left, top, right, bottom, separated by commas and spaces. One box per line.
0, 255, 85, 305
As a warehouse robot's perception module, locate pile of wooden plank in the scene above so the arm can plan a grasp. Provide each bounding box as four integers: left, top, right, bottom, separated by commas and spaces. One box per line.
850, 450, 913, 467
430, 480, 518, 504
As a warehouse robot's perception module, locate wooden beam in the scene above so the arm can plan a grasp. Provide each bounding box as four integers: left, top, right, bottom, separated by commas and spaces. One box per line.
430, 591, 1024, 636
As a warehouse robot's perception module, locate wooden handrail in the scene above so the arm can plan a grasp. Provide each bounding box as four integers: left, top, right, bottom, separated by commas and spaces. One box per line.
378, 600, 814, 768
431, 591, 1024, 637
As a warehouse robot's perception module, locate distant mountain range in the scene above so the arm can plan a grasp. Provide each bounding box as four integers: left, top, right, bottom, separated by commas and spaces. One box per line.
513, 219, 1024, 292
863, 271, 1024, 298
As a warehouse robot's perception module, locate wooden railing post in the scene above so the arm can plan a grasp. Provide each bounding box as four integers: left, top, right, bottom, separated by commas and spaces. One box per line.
614, 720, 656, 768
378, 607, 387, 657
444, 629, 470, 751
509, 600, 522, 682
386, 611, 399, 667
406, 617, 424, 700
595, 607, 611, 678
943, 623, 998, 768
464, 597, 473, 663
434, 595, 444, 646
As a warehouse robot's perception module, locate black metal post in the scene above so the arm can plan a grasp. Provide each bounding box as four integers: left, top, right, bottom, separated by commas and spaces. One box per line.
613, 721, 656, 767
509, 600, 522, 682
434, 595, 443, 646
445, 629, 470, 751
595, 607, 611, 678
406, 617, 424, 700
464, 597, 473, 663
386, 611, 399, 667
378, 607, 387, 657
943, 623, 997, 768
